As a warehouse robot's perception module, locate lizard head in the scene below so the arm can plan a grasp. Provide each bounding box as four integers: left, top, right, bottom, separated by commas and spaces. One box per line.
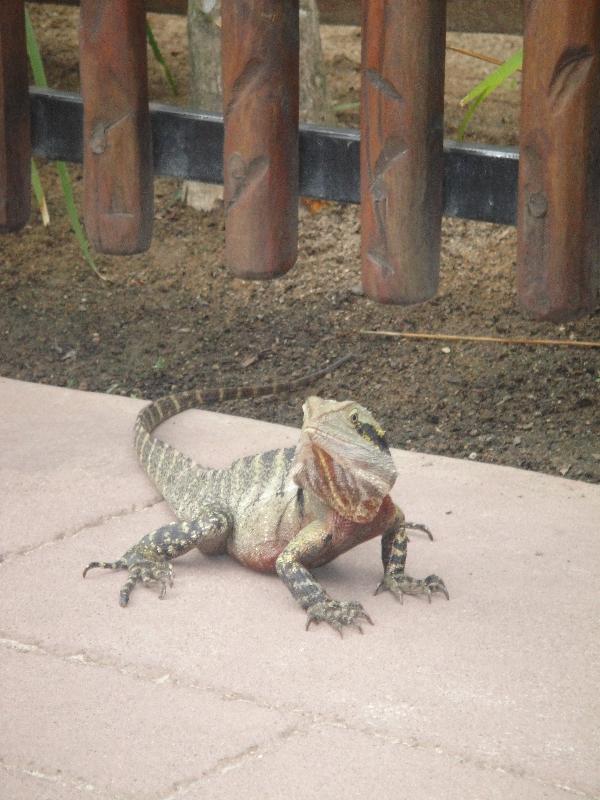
290, 396, 397, 523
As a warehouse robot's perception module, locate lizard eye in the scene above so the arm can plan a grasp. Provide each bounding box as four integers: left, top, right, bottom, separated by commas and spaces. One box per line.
349, 410, 359, 425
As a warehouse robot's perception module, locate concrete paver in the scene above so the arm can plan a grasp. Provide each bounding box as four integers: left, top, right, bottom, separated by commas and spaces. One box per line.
199, 723, 579, 800
1, 378, 599, 799
0, 379, 157, 556
0, 646, 298, 799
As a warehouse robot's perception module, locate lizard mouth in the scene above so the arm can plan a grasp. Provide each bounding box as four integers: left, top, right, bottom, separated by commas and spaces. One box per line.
303, 424, 393, 468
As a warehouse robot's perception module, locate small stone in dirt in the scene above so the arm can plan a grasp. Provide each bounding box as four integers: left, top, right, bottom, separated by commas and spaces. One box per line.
559, 465, 571, 476
441, 346, 451, 354
513, 436, 522, 446
468, 452, 478, 460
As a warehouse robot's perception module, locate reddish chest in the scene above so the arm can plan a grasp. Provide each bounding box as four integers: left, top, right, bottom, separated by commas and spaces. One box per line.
310, 495, 396, 567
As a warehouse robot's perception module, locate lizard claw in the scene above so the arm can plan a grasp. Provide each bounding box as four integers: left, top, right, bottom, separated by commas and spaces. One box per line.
154, 563, 175, 600
404, 521, 434, 541
375, 573, 449, 603
305, 599, 374, 636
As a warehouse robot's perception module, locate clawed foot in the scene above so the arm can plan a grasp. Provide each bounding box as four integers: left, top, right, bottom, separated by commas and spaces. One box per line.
119, 561, 174, 607
305, 599, 374, 637
375, 573, 449, 604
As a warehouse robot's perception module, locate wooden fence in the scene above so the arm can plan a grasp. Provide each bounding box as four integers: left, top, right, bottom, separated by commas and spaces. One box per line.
1, 0, 599, 321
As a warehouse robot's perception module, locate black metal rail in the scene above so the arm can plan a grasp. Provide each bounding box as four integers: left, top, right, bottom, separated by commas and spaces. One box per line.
30, 87, 519, 226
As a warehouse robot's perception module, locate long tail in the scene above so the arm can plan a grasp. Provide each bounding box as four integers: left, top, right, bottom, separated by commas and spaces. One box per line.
135, 355, 352, 438
134, 354, 352, 470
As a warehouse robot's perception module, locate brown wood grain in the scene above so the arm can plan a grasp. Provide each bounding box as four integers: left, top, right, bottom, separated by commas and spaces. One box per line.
517, 1, 600, 321
222, 0, 299, 279
79, 0, 153, 254
0, 0, 30, 233
360, 0, 446, 305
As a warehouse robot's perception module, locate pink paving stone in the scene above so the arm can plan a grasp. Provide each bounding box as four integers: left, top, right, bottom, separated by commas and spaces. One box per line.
0, 378, 158, 556
1, 378, 599, 798
0, 646, 299, 799
200, 723, 579, 800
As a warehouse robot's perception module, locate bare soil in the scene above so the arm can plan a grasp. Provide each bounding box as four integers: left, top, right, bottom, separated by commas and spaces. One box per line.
1, 6, 598, 482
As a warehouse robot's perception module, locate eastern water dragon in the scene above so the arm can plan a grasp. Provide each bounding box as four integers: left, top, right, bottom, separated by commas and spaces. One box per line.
83, 358, 448, 633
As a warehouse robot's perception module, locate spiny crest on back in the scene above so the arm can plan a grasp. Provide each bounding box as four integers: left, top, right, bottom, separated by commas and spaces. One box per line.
290, 396, 398, 523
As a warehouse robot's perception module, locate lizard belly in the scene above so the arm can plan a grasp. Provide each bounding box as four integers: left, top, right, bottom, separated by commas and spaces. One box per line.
226, 488, 307, 573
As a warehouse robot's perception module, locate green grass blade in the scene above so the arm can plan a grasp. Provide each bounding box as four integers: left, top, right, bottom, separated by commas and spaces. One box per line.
146, 21, 178, 96
31, 159, 50, 226
333, 100, 360, 113
56, 161, 107, 280
457, 86, 494, 141
458, 49, 522, 140
26, 8, 104, 278
25, 8, 48, 87
460, 49, 523, 108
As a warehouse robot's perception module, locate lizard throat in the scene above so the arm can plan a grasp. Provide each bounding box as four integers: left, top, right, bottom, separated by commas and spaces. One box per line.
291, 444, 391, 524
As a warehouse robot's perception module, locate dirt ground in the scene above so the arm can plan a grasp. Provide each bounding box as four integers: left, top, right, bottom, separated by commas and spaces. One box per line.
1, 6, 599, 483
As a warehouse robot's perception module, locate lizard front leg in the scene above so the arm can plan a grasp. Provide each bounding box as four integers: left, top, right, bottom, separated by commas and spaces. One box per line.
83, 505, 232, 606
275, 521, 373, 636
375, 507, 449, 603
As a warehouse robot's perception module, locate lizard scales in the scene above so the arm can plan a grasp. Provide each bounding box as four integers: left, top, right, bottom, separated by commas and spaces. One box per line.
84, 358, 448, 633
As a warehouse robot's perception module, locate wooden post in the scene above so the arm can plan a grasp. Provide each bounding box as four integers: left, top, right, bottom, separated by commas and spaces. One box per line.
79, 0, 153, 254
222, 0, 299, 279
361, 0, 446, 304
517, 2, 600, 321
0, 0, 30, 233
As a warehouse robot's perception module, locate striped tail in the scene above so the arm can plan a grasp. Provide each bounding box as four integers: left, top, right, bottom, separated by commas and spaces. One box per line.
134, 355, 352, 487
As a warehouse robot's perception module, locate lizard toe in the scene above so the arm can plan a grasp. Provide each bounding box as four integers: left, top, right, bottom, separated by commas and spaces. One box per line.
305, 599, 373, 636
376, 572, 449, 602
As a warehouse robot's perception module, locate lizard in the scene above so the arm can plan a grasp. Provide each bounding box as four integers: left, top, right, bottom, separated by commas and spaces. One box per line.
83, 358, 448, 633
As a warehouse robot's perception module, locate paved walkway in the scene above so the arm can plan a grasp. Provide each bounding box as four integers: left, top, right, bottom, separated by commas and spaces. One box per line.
1, 377, 598, 800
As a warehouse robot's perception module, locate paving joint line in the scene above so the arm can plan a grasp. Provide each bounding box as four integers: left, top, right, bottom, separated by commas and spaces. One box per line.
0, 636, 593, 798
0, 757, 122, 800
158, 725, 311, 800
0, 496, 164, 565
